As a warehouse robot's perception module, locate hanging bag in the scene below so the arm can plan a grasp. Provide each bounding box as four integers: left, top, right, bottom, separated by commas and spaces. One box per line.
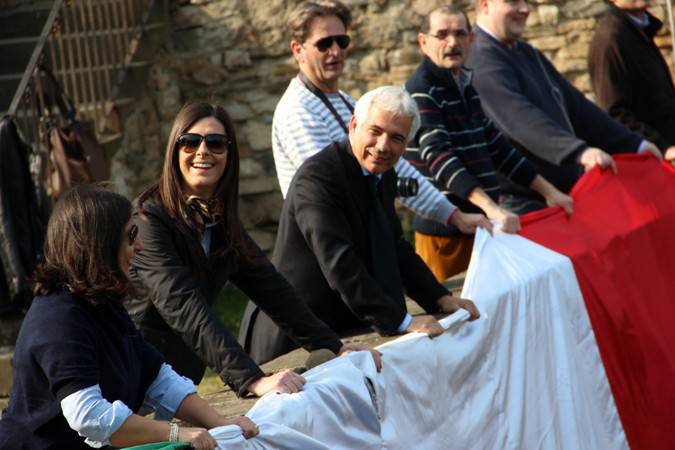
37, 65, 108, 200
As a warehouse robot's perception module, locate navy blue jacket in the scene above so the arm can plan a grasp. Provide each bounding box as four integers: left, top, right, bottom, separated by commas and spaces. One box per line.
468, 26, 643, 196
0, 292, 163, 450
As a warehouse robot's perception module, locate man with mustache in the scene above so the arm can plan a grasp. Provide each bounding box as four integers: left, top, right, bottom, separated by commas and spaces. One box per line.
588, 0, 675, 160
242, 87, 480, 364
467, 0, 662, 213
404, 5, 573, 281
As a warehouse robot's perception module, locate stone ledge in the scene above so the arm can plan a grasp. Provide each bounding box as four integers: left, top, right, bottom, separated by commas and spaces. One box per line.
0, 347, 14, 398
204, 272, 465, 416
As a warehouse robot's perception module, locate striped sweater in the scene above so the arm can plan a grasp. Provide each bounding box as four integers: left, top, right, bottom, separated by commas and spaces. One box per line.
272, 75, 456, 225
404, 57, 538, 235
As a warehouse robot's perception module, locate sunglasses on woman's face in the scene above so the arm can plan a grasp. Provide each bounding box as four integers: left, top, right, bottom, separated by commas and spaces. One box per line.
177, 133, 230, 154
311, 34, 350, 52
127, 224, 138, 245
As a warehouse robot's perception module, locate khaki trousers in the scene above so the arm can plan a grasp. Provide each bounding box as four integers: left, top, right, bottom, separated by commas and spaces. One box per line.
414, 232, 473, 282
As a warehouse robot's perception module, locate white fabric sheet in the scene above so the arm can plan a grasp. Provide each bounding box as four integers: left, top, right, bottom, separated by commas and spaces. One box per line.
213, 229, 627, 449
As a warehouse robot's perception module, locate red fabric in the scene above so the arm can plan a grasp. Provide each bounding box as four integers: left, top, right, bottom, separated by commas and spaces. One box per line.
520, 155, 675, 450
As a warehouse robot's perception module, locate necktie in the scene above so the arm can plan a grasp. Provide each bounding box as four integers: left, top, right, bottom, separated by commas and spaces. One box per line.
367, 175, 405, 308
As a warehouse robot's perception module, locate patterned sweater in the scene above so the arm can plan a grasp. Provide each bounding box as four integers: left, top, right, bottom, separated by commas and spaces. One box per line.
405, 57, 538, 236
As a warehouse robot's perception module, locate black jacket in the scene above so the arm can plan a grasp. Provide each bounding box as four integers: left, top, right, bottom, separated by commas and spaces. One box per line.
127, 198, 342, 396
588, 6, 675, 151
0, 116, 47, 314
468, 26, 643, 195
240, 140, 448, 363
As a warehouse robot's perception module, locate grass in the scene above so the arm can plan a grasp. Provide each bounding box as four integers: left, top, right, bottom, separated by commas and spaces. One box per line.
211, 283, 249, 337
198, 283, 249, 395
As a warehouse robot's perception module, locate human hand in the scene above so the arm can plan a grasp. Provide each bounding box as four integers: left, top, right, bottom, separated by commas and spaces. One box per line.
247, 369, 306, 396
436, 295, 480, 321
486, 206, 520, 233
178, 426, 218, 450
448, 210, 493, 235
665, 146, 675, 163
339, 343, 383, 372
543, 188, 573, 215
405, 315, 445, 337
227, 416, 259, 439
579, 147, 617, 174
640, 141, 663, 160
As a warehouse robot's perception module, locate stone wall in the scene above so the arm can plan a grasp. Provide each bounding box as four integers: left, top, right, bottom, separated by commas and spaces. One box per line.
112, 0, 675, 250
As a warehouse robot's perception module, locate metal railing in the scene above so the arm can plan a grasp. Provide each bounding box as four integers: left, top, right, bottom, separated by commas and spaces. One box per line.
7, 0, 162, 155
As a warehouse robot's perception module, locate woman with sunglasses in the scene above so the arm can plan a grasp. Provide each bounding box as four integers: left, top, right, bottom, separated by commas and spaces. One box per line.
127, 101, 380, 398
0, 185, 257, 450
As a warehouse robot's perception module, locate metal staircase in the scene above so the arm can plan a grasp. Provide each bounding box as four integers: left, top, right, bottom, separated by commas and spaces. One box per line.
0, 0, 169, 163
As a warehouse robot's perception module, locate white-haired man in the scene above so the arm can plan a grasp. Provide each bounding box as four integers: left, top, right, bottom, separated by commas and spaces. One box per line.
241, 87, 480, 364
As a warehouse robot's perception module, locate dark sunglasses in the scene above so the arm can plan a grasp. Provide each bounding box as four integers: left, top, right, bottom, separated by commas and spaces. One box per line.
127, 224, 139, 245
176, 133, 230, 154
312, 34, 350, 52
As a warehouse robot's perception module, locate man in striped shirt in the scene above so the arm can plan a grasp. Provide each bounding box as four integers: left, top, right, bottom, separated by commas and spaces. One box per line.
404, 6, 573, 280
272, 0, 490, 235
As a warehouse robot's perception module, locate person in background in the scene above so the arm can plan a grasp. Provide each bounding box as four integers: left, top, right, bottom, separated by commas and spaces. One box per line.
0, 184, 257, 450
127, 102, 380, 399
588, 0, 675, 160
404, 5, 572, 280
468, 0, 662, 214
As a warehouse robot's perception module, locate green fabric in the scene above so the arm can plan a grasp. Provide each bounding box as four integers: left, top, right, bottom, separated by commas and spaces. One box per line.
121, 442, 192, 450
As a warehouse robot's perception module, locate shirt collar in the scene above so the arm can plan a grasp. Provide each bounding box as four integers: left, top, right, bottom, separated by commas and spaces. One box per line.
626, 11, 650, 28
422, 56, 473, 93
361, 166, 383, 180
475, 23, 518, 49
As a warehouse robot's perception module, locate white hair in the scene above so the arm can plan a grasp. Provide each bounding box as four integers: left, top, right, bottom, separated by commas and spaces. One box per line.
353, 86, 421, 142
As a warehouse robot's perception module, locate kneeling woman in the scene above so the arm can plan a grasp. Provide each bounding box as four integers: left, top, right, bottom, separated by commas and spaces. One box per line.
0, 185, 256, 450
127, 102, 379, 398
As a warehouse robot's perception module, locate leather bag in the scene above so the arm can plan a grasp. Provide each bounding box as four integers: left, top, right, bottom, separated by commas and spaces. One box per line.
37, 65, 109, 200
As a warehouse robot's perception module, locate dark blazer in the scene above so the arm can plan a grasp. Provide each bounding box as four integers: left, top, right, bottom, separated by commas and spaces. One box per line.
588, 6, 675, 151
468, 26, 643, 195
240, 139, 448, 364
126, 198, 342, 396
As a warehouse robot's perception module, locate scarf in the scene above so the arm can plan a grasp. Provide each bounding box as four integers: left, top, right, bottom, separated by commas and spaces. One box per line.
184, 195, 222, 233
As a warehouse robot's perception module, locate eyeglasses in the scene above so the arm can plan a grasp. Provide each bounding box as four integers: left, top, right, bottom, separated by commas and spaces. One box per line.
176, 133, 230, 154
311, 34, 351, 52
427, 29, 470, 41
127, 224, 138, 245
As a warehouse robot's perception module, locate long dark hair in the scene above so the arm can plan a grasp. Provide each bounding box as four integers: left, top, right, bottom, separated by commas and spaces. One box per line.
136, 101, 251, 274
33, 184, 132, 304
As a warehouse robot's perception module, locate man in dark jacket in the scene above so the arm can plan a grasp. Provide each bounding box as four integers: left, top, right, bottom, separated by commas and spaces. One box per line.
404, 5, 573, 279
241, 86, 480, 364
588, 1, 675, 157
468, 0, 662, 211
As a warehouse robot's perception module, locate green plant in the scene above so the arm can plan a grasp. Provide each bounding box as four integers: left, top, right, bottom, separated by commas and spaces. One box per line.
197, 283, 248, 394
